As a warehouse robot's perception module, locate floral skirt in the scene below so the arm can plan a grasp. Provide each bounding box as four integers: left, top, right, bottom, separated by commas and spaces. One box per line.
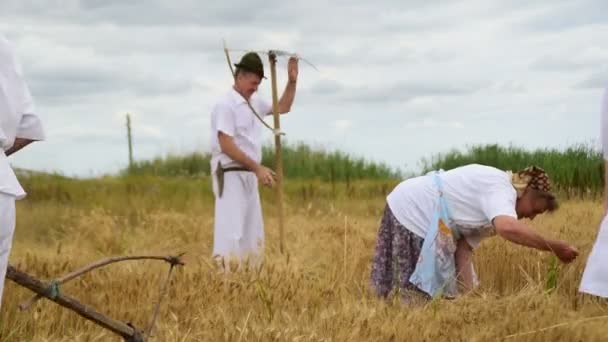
370, 204, 430, 302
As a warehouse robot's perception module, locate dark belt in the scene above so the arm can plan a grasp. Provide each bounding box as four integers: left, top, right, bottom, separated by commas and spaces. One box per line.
215, 162, 251, 198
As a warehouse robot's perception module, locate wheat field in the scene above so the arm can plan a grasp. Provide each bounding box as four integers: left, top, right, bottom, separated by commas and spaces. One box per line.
1, 176, 607, 341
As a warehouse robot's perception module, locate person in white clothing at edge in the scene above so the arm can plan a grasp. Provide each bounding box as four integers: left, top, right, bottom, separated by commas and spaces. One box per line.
0, 34, 45, 309
579, 84, 608, 298
370, 164, 579, 301
210, 52, 298, 268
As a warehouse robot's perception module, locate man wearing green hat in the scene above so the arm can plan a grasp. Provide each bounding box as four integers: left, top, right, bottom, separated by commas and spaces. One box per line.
210, 52, 298, 267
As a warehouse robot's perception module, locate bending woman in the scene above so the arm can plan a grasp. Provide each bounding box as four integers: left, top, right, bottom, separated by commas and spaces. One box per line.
370, 164, 579, 301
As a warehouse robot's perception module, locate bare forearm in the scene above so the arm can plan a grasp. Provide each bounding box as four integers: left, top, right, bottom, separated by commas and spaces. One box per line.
5, 138, 35, 156
494, 216, 579, 263
218, 133, 260, 172
277, 81, 297, 114
494, 217, 555, 251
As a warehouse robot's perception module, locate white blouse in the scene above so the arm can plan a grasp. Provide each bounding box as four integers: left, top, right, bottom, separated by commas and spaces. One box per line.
0, 34, 45, 198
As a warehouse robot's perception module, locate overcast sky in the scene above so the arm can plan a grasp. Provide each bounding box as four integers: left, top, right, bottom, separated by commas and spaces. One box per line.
1, 0, 607, 177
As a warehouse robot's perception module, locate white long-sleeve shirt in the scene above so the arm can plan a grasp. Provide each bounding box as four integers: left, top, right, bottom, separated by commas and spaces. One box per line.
0, 34, 45, 199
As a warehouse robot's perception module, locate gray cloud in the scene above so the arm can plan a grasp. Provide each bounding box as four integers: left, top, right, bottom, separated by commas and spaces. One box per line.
521, 0, 608, 32
28, 63, 195, 102
310, 80, 484, 104
50, 124, 164, 144
531, 56, 596, 72
308, 80, 344, 96
2, 0, 297, 27
302, 77, 484, 108
0, 0, 472, 34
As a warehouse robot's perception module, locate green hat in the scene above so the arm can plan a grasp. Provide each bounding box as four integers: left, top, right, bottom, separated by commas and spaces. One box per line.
234, 52, 265, 79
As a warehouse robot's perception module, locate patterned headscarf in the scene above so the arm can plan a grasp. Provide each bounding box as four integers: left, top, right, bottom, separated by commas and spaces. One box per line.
509, 166, 551, 197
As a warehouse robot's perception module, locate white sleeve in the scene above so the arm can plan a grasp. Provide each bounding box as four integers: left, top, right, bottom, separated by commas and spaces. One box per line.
16, 84, 45, 141
256, 97, 273, 116
462, 185, 515, 250
213, 103, 236, 137
13, 46, 45, 141
17, 113, 45, 141
601, 86, 608, 160
480, 186, 518, 222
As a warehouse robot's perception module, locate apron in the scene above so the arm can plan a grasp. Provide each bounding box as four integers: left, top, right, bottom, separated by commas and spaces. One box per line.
409, 171, 461, 298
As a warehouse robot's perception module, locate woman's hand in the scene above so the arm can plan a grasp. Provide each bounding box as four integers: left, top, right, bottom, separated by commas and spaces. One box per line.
550, 240, 579, 263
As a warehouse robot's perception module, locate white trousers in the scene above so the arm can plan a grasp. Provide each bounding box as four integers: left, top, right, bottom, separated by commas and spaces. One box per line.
580, 215, 608, 298
212, 172, 264, 263
0, 192, 16, 310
